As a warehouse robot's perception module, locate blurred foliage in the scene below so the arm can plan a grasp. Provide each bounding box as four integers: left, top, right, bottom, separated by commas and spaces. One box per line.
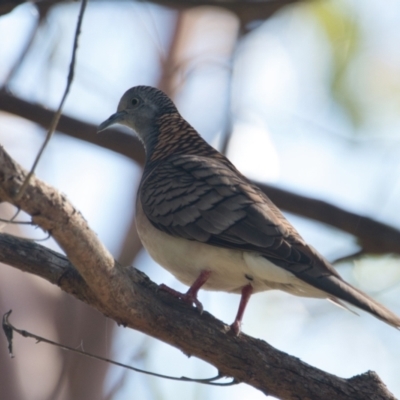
306, 0, 362, 127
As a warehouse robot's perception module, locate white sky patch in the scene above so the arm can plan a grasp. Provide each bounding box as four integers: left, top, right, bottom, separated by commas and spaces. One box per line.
353, 255, 400, 293
227, 117, 280, 182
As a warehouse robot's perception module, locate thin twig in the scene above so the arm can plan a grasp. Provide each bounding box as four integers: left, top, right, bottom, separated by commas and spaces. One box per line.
0, 206, 25, 224
0, 217, 33, 225
32, 232, 51, 242
14, 0, 88, 200
2, 311, 237, 387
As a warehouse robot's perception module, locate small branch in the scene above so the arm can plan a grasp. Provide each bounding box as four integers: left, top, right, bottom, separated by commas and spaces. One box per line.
0, 146, 397, 399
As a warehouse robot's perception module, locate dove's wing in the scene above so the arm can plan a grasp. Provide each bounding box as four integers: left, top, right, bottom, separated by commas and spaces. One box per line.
140, 154, 335, 276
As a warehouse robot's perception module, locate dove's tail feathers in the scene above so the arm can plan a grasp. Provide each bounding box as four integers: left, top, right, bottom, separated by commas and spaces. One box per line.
327, 297, 359, 316
322, 275, 400, 329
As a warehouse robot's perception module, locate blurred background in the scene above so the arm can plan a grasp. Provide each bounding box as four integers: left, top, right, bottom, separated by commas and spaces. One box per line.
1, 0, 400, 399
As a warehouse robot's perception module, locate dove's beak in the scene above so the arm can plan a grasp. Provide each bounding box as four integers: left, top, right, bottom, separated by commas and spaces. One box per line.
97, 111, 127, 133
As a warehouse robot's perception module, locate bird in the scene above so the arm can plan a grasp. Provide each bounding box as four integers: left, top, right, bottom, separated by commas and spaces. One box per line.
98, 85, 400, 335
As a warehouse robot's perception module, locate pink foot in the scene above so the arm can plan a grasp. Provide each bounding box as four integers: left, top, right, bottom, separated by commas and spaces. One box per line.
229, 284, 253, 335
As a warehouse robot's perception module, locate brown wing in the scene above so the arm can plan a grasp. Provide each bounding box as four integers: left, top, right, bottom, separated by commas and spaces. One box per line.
140, 154, 336, 275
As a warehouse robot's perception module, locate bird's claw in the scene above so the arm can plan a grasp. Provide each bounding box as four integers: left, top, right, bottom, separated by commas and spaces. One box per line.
229, 320, 241, 336
159, 284, 204, 313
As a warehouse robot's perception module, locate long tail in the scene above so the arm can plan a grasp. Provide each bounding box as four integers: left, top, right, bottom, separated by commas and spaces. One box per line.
321, 275, 400, 329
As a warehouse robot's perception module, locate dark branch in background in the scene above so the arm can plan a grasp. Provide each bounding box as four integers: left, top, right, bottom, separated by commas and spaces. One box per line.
0, 0, 301, 28
256, 183, 400, 255
1, 90, 400, 257
0, 90, 145, 164
150, 0, 301, 32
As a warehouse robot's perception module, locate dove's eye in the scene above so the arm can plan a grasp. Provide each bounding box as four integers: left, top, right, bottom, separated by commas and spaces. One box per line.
131, 98, 139, 106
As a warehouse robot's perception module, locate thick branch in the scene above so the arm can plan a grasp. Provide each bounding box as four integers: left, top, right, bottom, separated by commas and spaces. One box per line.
0, 235, 396, 400
0, 142, 397, 399
1, 91, 400, 256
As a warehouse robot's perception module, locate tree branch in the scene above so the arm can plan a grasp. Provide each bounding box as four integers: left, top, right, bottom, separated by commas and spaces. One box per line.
0, 136, 397, 399
0, 0, 301, 25
0, 89, 145, 164
1, 90, 400, 257
256, 183, 400, 255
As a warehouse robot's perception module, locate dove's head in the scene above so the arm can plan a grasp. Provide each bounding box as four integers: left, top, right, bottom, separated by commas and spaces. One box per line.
98, 86, 178, 144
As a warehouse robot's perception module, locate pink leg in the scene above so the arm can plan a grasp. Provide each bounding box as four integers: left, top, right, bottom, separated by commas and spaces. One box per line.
230, 284, 253, 335
159, 270, 212, 313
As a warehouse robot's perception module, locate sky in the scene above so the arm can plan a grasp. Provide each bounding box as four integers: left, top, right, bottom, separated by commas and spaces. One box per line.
1, 1, 400, 399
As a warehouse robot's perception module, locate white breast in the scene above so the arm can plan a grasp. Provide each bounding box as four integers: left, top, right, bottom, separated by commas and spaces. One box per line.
136, 199, 328, 298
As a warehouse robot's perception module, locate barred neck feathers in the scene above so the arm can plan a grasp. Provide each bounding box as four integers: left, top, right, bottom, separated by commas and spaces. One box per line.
144, 113, 224, 165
